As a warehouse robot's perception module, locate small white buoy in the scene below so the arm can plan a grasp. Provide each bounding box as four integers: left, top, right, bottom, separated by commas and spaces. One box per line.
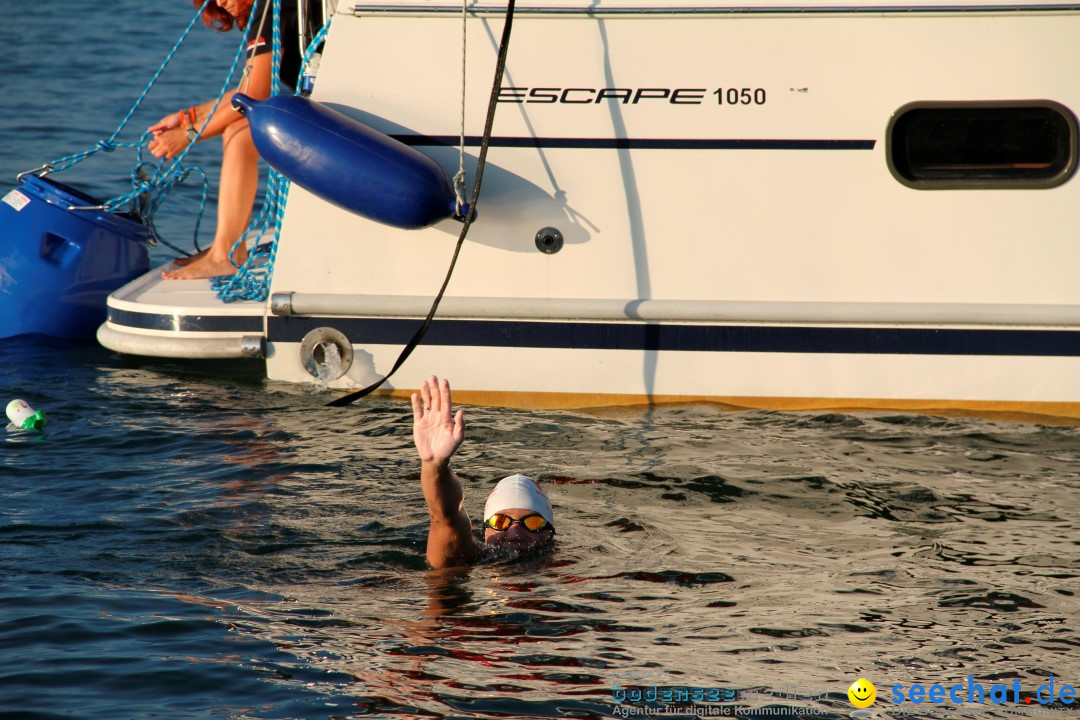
6, 399, 47, 431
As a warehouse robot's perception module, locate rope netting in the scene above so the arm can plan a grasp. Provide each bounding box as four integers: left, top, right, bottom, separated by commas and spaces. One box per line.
21, 0, 333, 303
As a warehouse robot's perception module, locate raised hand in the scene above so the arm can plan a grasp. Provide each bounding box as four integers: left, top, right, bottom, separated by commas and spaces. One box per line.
412, 376, 465, 465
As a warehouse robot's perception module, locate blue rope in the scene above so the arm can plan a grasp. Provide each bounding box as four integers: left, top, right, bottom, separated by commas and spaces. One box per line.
42, 0, 212, 177
109, 0, 213, 145
128, 5, 261, 251
27, 0, 263, 258
27, 0, 334, 304
213, 6, 334, 304
212, 0, 284, 303
211, 170, 290, 302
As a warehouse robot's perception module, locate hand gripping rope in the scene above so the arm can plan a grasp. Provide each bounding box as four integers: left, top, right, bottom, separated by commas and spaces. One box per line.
13, 0, 330, 287
16, 0, 252, 257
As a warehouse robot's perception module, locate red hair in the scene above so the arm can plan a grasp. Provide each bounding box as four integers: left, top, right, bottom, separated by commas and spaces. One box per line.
194, 0, 253, 32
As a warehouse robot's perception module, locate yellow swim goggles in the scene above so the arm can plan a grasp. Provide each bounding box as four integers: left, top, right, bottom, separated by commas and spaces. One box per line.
484, 513, 553, 533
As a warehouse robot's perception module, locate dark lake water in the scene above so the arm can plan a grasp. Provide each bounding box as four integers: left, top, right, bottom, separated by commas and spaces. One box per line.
2, 2, 1079, 720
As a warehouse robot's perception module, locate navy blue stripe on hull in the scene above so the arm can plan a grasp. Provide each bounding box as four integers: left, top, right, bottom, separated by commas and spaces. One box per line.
108, 308, 263, 333
266, 316, 1080, 357
391, 136, 877, 151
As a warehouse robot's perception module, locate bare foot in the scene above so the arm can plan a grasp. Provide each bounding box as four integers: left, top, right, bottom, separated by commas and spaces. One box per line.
162, 251, 245, 280
174, 248, 208, 267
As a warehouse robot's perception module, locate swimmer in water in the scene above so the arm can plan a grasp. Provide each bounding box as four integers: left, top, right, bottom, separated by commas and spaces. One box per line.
412, 375, 556, 569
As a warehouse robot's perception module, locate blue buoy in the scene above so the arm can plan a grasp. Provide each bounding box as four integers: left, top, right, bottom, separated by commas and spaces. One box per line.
0, 175, 151, 340
232, 93, 459, 230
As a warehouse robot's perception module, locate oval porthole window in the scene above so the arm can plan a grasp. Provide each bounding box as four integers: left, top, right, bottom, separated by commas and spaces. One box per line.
887, 101, 1078, 189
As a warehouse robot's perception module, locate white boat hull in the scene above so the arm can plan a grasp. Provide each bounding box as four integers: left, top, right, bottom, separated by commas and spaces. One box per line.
101, 1, 1080, 419
100, 268, 265, 359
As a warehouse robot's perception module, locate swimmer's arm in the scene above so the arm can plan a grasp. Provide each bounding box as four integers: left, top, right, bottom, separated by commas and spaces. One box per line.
421, 460, 481, 569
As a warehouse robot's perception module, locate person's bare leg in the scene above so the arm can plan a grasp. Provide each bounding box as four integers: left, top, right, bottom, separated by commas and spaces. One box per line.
163, 119, 258, 280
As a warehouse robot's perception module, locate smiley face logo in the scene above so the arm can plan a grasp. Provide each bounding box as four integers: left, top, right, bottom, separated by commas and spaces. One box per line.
848, 679, 876, 708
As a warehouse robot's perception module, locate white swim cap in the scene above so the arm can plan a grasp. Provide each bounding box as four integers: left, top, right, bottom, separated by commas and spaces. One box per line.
483, 474, 554, 526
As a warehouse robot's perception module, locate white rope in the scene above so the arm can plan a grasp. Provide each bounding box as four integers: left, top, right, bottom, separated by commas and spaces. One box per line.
297, 0, 307, 68
453, 0, 468, 214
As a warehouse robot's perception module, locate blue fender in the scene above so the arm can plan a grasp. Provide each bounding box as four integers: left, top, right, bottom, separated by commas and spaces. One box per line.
232, 93, 459, 230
